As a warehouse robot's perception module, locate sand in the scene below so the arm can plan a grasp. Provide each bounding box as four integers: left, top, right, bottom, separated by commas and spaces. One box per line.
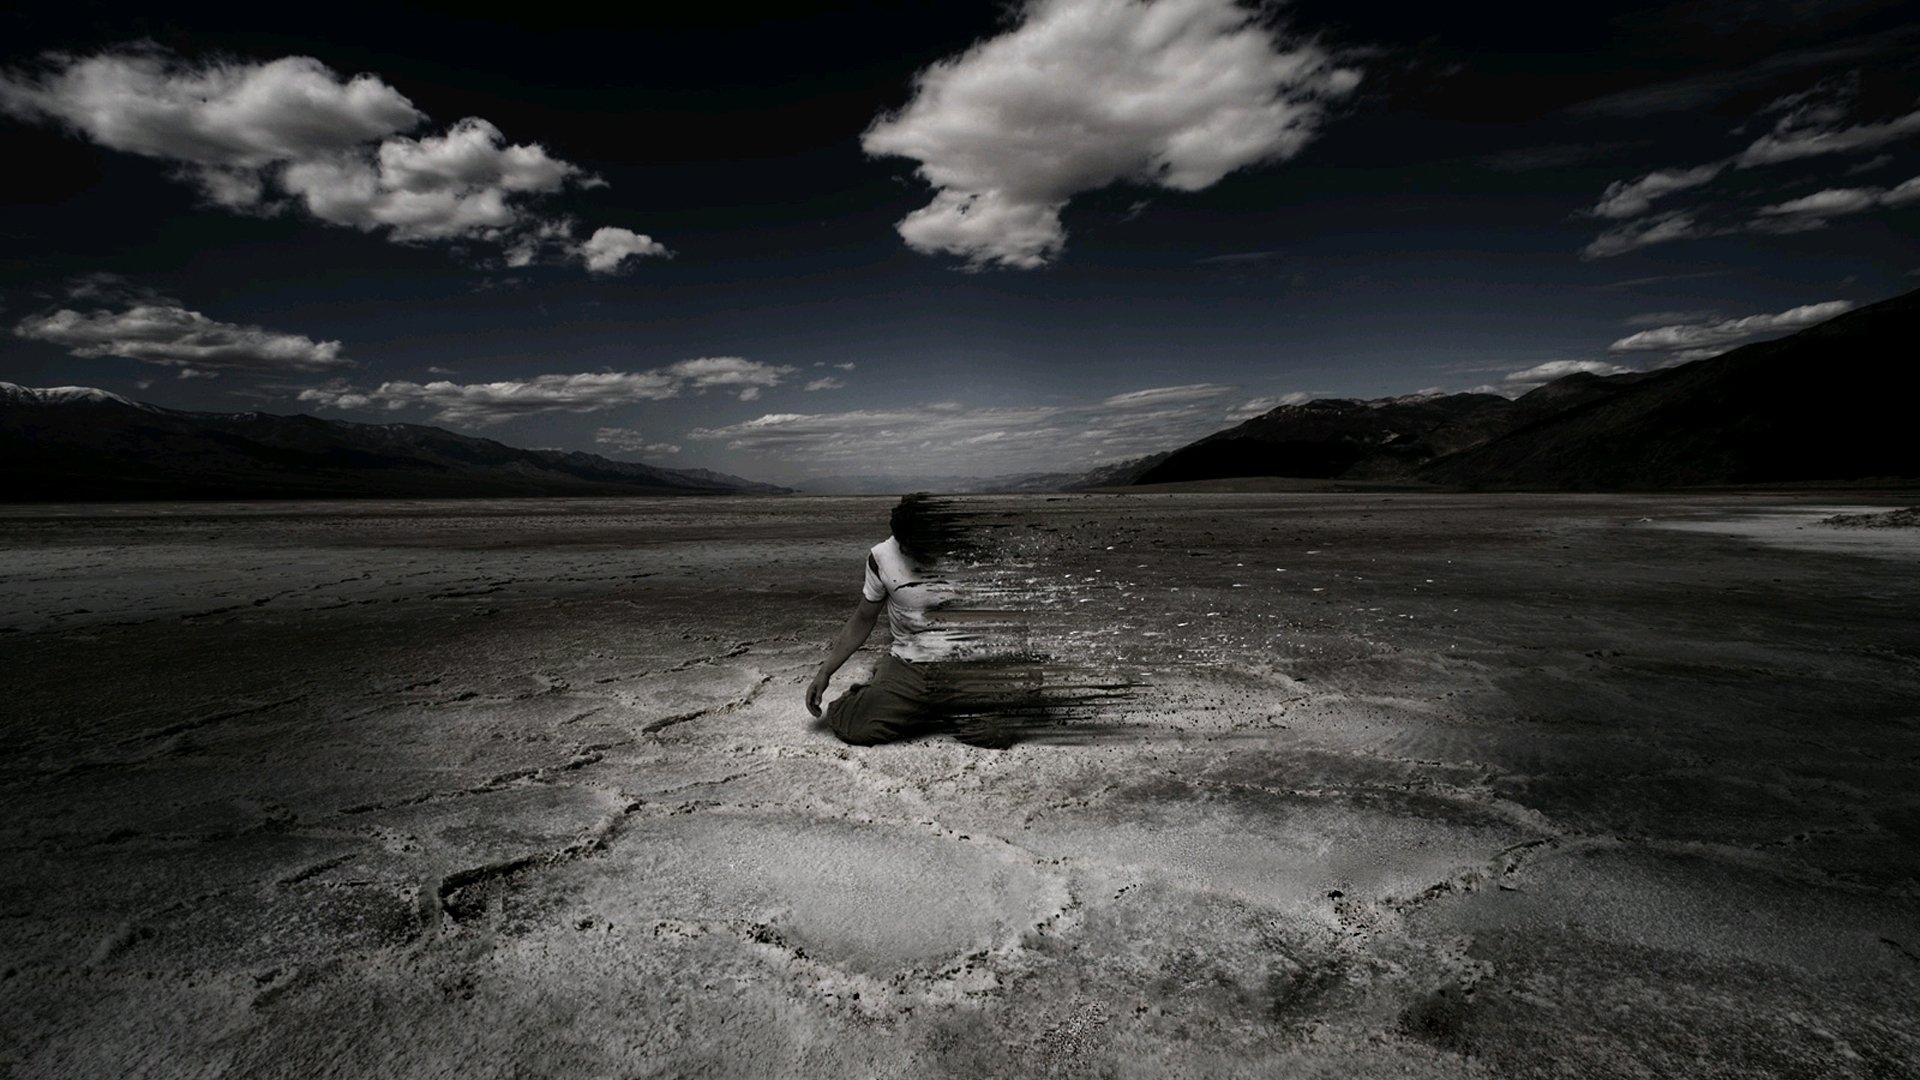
1, 493, 1916, 1078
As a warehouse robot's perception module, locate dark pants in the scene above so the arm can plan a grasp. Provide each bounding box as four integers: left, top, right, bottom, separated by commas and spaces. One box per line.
825, 654, 1015, 748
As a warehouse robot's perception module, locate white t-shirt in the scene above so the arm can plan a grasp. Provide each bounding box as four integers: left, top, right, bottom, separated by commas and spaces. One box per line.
862, 536, 965, 662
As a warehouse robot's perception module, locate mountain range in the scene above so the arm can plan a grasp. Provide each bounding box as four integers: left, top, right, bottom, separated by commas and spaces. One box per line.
0, 384, 788, 500
1078, 286, 1917, 491
7, 287, 1912, 500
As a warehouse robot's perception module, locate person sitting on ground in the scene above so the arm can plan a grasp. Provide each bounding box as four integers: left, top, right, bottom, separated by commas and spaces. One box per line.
805, 494, 1011, 747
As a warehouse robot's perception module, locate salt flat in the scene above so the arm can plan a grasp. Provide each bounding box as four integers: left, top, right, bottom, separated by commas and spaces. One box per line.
2, 493, 1916, 1079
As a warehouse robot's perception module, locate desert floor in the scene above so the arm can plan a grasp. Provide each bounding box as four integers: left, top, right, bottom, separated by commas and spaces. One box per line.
2, 493, 1917, 1079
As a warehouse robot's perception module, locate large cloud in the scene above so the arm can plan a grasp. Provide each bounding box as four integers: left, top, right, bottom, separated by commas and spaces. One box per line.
0, 49, 665, 272
1607, 300, 1855, 353
861, 0, 1360, 268
298, 357, 794, 425
15, 302, 349, 377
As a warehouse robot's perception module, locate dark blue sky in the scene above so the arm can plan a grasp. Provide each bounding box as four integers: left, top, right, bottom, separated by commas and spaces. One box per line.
3, 0, 1916, 482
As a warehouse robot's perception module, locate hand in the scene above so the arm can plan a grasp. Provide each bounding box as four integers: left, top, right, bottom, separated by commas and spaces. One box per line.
805, 670, 829, 717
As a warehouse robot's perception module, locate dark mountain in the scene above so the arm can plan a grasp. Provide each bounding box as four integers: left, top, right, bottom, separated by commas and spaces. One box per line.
1062, 450, 1174, 490
0, 384, 790, 500
1419, 288, 1920, 489
1073, 287, 1916, 491
1126, 391, 1516, 486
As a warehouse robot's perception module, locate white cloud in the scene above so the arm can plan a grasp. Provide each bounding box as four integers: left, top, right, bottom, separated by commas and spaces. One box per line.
298, 357, 793, 424
1589, 164, 1723, 220
833, 362, 856, 371
804, 377, 845, 391
1581, 211, 1704, 258
1502, 359, 1634, 387
593, 427, 680, 456
1737, 106, 1920, 167
1607, 300, 1855, 353
0, 49, 663, 266
301, 372, 678, 424
577, 226, 671, 273
1666, 346, 1733, 363
861, 0, 1360, 268
1756, 175, 1920, 220
1099, 383, 1234, 408
664, 356, 794, 400
1225, 391, 1311, 419
15, 302, 350, 374
0, 52, 419, 177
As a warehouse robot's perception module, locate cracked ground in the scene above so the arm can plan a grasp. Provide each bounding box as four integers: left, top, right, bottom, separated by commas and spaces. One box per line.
2, 493, 1917, 1079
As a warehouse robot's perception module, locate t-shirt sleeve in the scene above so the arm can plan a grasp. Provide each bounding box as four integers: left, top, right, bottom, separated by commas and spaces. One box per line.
861, 551, 887, 603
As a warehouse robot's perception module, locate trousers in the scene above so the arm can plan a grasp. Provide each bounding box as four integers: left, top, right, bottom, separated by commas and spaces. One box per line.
824, 653, 1016, 748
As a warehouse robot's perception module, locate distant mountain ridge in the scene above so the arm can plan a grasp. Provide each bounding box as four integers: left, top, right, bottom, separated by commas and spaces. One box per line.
1, 383, 790, 500
1072, 287, 1918, 491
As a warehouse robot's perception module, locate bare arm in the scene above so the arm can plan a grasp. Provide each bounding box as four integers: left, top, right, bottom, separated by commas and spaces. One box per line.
806, 596, 883, 717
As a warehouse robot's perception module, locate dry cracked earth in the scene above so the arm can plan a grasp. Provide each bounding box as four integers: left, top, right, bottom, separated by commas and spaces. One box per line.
2, 493, 1917, 1079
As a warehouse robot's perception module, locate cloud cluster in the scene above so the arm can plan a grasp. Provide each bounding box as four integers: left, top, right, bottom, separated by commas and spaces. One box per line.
1580, 75, 1920, 257
0, 49, 665, 272
1606, 300, 1855, 357
862, 0, 1360, 268
687, 381, 1288, 477
15, 301, 349, 378
298, 357, 794, 425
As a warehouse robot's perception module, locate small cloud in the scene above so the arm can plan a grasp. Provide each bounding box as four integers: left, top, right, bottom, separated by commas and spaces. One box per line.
833, 362, 855, 371
804, 377, 845, 391
15, 301, 350, 375
1503, 359, 1634, 387
1607, 300, 1855, 353
578, 226, 671, 274
1755, 175, 1920, 221
1100, 383, 1234, 409
1588, 164, 1723, 220
1582, 211, 1706, 259
1737, 105, 1920, 167
299, 356, 793, 425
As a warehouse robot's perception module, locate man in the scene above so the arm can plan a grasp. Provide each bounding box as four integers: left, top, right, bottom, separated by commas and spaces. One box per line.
805, 494, 1008, 747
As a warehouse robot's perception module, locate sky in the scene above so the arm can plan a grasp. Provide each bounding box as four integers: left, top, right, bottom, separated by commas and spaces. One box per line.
2, 0, 1916, 484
